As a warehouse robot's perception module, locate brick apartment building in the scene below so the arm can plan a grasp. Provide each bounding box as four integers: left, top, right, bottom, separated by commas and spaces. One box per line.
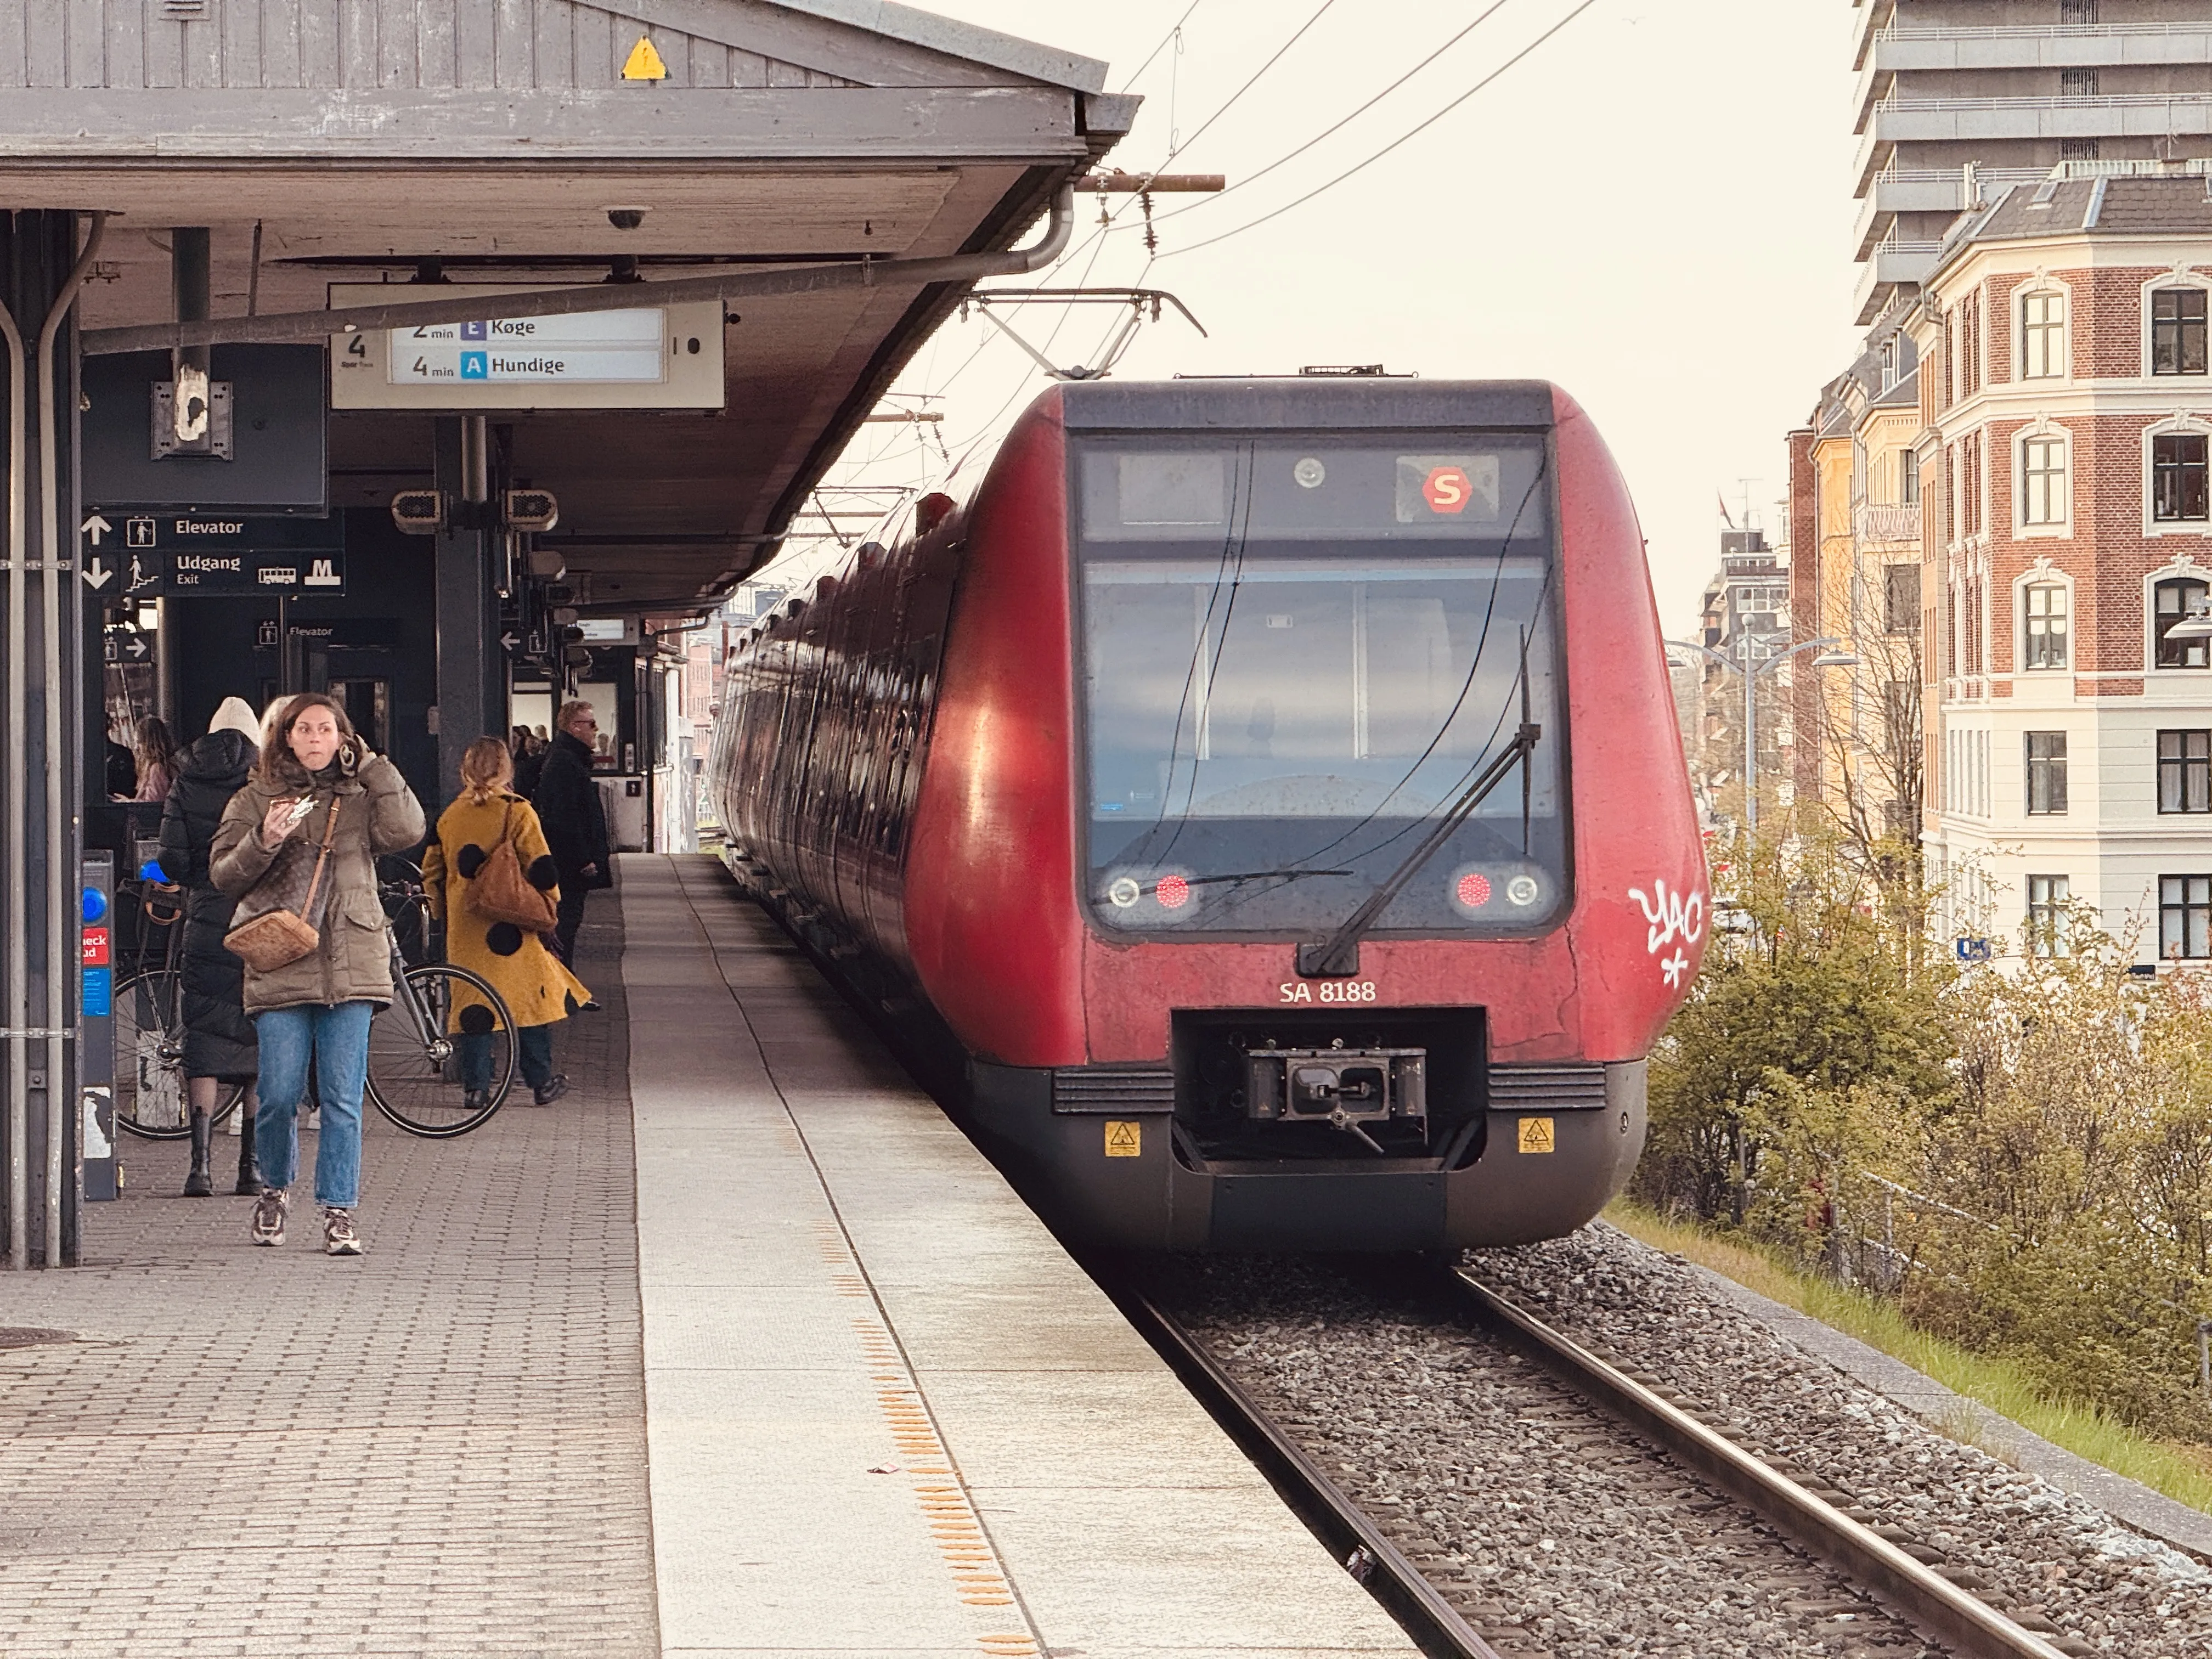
1916, 170, 2212, 959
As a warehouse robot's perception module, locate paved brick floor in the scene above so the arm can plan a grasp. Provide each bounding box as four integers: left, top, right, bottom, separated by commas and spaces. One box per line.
0, 882, 657, 1657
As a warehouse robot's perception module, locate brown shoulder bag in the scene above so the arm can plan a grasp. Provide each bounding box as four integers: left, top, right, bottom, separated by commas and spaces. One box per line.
223, 799, 343, 973
467, 803, 559, 932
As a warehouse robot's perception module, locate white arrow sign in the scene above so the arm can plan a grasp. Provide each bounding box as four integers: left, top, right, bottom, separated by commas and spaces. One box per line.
500, 633, 520, 651
82, 558, 114, 591
126, 634, 149, 659
80, 514, 112, 546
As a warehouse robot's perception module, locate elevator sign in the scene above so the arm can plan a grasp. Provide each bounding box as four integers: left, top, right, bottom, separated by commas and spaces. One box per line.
88, 511, 347, 597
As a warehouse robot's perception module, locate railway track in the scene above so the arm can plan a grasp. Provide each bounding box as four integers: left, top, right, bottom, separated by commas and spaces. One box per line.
1115, 1260, 2081, 1659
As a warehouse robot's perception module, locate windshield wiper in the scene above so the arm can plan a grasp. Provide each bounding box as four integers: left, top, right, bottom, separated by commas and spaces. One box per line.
1295, 635, 1540, 979
1186, 867, 1353, 887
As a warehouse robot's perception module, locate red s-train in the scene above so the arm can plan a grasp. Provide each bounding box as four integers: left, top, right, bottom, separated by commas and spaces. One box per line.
708, 379, 1705, 1251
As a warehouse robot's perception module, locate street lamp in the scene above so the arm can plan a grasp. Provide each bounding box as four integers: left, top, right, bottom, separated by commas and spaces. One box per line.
1666, 635, 1858, 833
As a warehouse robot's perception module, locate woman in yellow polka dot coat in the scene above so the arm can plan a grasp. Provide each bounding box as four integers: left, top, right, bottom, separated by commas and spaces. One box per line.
421, 737, 591, 1107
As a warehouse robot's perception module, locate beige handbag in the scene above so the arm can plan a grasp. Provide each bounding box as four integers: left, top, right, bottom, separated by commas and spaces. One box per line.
466, 804, 559, 932
223, 799, 342, 972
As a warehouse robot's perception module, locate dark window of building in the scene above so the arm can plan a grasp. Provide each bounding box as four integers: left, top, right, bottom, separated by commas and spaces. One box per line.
2152, 289, 2209, 376
2026, 731, 2068, 814
1884, 563, 1920, 633
2059, 138, 2102, 160
2061, 0, 2098, 24
2156, 578, 2212, 668
2061, 67, 2100, 97
2159, 730, 2212, 813
1901, 451, 1920, 505
2023, 582, 2067, 669
2027, 873, 2070, 958
2154, 433, 2211, 522
2162, 874, 2212, 959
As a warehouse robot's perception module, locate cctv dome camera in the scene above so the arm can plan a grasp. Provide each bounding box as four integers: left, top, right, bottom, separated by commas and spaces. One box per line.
606, 206, 648, 232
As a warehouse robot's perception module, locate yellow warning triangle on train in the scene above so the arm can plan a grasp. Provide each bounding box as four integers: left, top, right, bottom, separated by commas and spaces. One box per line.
622, 35, 668, 82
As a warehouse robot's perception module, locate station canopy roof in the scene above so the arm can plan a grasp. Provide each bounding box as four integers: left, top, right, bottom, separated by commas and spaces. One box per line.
1, 0, 1134, 612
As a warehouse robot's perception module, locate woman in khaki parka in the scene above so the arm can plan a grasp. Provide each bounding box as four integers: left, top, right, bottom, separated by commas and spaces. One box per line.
211, 693, 427, 1256
422, 737, 591, 1108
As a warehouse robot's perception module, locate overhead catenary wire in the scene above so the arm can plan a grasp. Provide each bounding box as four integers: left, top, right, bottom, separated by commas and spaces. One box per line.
825, 0, 1350, 524
1149, 0, 1339, 181
1159, 0, 1603, 258
1151, 0, 1518, 225
1115, 0, 1209, 92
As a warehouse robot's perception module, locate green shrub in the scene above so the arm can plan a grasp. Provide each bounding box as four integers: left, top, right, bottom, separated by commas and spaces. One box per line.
1641, 820, 2212, 1444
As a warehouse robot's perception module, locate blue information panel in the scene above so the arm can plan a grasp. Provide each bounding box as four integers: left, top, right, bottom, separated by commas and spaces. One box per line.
80, 855, 117, 1204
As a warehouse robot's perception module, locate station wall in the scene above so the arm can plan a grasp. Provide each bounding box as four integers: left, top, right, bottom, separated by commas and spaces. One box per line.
168, 510, 442, 819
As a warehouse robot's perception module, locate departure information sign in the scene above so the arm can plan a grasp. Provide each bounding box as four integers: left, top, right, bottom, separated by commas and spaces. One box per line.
329, 284, 726, 411
389, 309, 664, 386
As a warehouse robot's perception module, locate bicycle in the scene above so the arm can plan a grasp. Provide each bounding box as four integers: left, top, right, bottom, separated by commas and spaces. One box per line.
365, 871, 518, 1138
115, 866, 518, 1141
114, 878, 247, 1140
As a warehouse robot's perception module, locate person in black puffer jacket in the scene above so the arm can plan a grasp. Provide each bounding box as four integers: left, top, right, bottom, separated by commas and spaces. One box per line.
157, 696, 264, 1197
532, 700, 613, 979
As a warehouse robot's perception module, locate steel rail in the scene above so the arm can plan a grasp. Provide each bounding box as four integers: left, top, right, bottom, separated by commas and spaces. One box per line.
1108, 1278, 1503, 1659
1449, 1268, 2072, 1659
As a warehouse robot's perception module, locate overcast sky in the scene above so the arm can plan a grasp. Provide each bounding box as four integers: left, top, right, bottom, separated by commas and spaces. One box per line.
785, 0, 1869, 635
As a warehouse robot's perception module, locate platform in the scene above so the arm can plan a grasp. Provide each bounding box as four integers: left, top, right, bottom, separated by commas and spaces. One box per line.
0, 856, 1415, 1658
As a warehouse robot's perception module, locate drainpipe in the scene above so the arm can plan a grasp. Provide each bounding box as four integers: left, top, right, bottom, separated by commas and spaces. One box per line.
36, 213, 105, 1266
82, 187, 1081, 358
1, 276, 24, 1271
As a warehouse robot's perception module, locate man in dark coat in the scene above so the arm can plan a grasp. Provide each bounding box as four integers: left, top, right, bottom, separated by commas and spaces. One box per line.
533, 699, 612, 983
156, 696, 263, 1195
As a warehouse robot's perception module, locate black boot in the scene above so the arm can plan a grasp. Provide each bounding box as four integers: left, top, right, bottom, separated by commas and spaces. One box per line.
233, 1111, 261, 1196
183, 1109, 213, 1197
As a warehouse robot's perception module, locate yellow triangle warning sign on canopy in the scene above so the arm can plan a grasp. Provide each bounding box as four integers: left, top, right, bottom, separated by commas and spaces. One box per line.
622, 34, 667, 81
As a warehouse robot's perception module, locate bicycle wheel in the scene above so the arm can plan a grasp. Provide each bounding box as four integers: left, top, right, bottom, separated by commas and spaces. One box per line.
366, 963, 515, 1137
112, 971, 245, 1139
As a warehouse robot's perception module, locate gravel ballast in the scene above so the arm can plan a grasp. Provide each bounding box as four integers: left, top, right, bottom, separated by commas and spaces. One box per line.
1152, 1221, 2212, 1659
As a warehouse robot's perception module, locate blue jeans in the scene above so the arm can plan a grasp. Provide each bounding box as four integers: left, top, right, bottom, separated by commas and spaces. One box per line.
253, 1002, 373, 1209
458, 1023, 555, 1093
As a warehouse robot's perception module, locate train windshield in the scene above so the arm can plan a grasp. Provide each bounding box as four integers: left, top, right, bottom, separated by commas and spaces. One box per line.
1076, 435, 1567, 936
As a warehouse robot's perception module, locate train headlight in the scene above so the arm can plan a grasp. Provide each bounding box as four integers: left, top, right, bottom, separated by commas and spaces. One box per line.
1154, 873, 1191, 910
1449, 865, 1545, 918
1107, 876, 1142, 909
1293, 456, 1326, 489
